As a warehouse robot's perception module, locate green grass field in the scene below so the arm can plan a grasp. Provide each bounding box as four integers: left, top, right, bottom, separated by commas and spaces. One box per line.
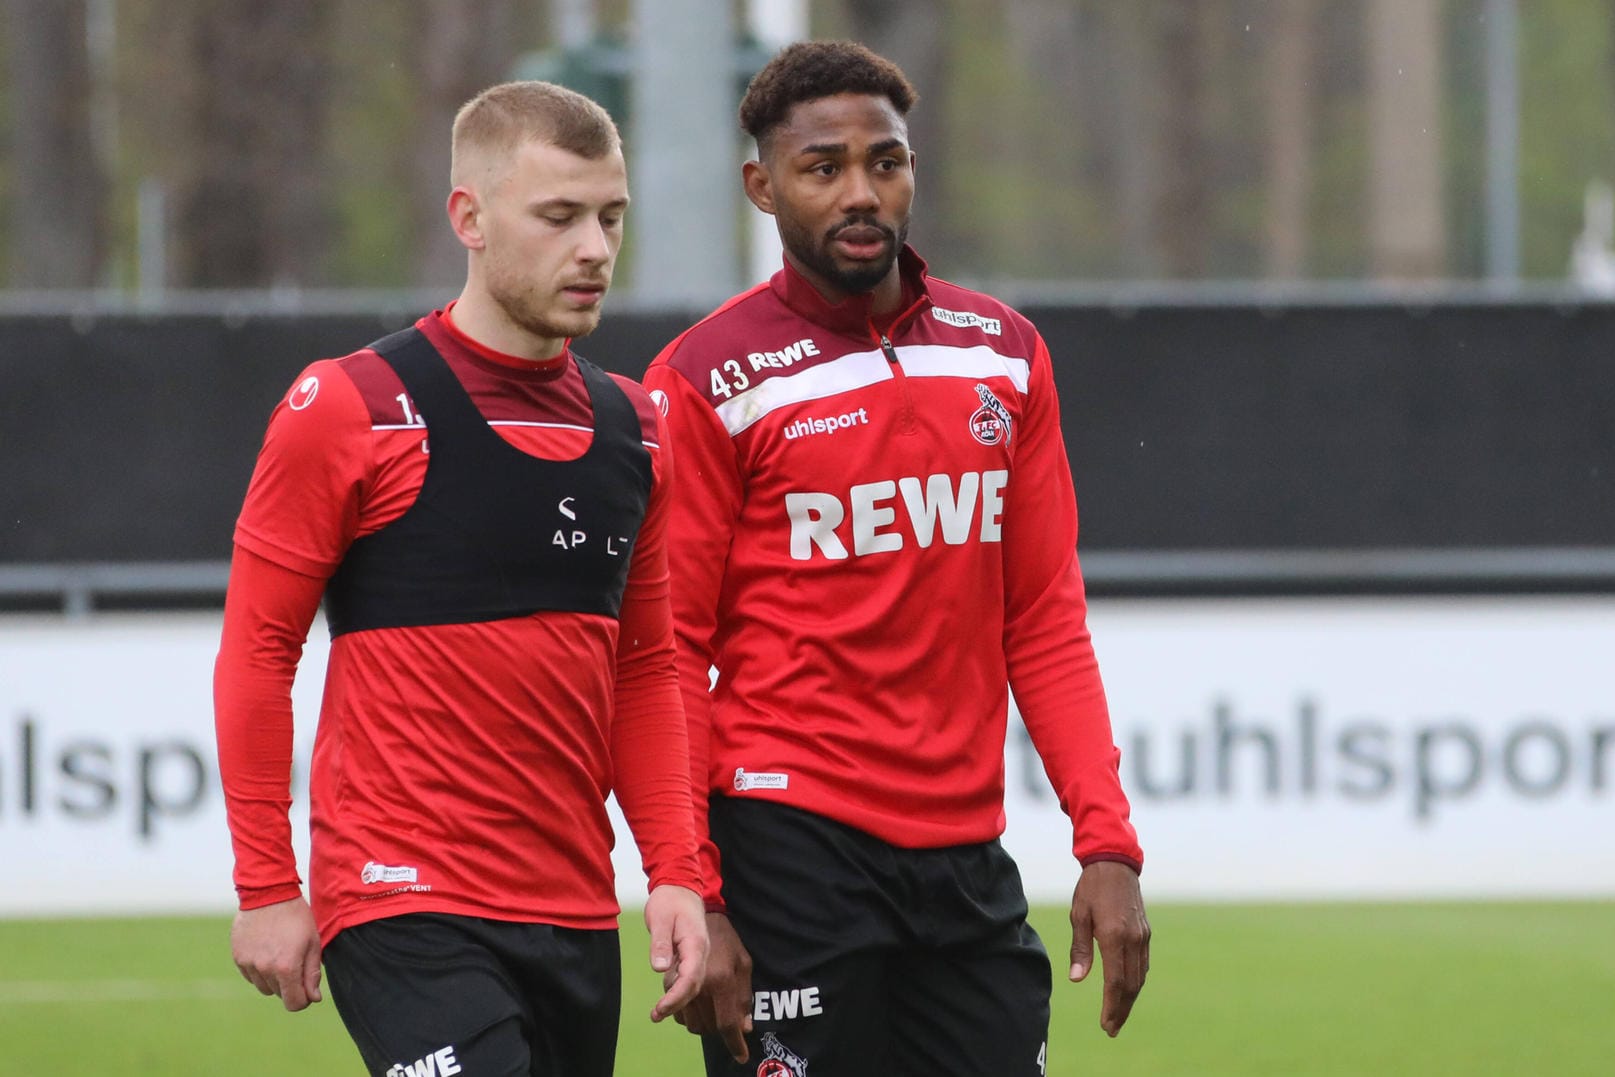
1, 902, 1610, 1075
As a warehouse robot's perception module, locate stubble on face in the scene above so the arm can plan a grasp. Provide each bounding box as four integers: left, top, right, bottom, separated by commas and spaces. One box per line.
478, 141, 624, 346
778, 210, 909, 296
486, 257, 606, 342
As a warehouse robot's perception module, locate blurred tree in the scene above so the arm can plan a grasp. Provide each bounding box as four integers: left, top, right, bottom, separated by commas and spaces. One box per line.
322, 2, 416, 289
1514, 0, 1615, 278
1111, 4, 1160, 279
168, 0, 334, 287
1153, 0, 1213, 279
1264, 0, 1318, 279
1366, 0, 1446, 279
936, 2, 1023, 276
1000, 0, 1096, 279
4, 0, 106, 287
404, 0, 530, 288
14, 0, 1615, 292
1304, 0, 1370, 280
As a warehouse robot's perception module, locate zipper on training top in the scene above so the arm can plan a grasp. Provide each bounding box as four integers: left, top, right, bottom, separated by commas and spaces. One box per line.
871, 326, 916, 434
870, 295, 929, 434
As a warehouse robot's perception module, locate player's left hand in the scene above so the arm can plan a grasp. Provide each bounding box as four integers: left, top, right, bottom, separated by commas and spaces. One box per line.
1068, 860, 1150, 1037
645, 884, 710, 1023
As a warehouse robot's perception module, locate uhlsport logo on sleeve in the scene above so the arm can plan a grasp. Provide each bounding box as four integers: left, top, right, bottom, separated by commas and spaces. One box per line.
288, 375, 320, 410
968, 383, 1013, 446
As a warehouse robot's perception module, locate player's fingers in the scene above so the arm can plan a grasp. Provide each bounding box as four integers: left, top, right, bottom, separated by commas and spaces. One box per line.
718, 1019, 750, 1065
717, 981, 753, 1062
276, 965, 311, 1012
647, 924, 675, 975
1069, 908, 1095, 982
654, 928, 712, 1022
721, 975, 754, 1029
237, 964, 276, 997
1098, 916, 1150, 1036
1100, 973, 1141, 1037
679, 995, 716, 1036
677, 930, 708, 987
301, 939, 324, 1005
651, 963, 702, 1023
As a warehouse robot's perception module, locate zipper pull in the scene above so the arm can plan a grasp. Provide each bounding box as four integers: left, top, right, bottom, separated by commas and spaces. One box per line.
879, 334, 899, 364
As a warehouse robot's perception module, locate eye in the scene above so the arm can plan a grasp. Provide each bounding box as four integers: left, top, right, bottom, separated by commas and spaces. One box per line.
874, 157, 901, 173
810, 162, 838, 177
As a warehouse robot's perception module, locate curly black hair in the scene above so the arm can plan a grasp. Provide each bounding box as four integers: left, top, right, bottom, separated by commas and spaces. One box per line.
739, 41, 918, 147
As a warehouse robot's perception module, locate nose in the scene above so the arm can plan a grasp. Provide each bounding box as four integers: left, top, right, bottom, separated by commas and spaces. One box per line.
838, 167, 879, 215
575, 219, 612, 265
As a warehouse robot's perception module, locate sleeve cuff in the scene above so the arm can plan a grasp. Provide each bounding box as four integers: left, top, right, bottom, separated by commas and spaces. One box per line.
1077, 851, 1143, 876
645, 870, 704, 897
236, 882, 305, 910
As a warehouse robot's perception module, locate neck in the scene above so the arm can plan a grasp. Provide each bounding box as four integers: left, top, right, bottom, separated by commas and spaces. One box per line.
786, 251, 905, 315
448, 286, 565, 362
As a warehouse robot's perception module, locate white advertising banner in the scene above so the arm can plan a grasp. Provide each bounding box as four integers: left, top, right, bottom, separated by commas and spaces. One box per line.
1006, 596, 1614, 902
2, 597, 1611, 916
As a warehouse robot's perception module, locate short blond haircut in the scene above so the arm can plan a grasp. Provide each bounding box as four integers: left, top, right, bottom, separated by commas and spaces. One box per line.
450, 81, 620, 186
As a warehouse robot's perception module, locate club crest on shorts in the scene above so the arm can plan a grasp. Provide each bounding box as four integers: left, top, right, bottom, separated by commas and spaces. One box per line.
968, 383, 1012, 446
756, 1032, 809, 1077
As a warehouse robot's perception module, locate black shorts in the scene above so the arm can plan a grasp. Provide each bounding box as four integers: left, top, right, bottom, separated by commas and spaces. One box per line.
702, 798, 1052, 1077
322, 912, 620, 1077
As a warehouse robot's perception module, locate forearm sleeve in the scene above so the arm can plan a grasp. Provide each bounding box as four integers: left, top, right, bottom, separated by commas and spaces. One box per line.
213, 545, 325, 908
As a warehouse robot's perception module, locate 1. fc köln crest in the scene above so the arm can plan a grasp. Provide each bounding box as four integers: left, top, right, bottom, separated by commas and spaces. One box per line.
756, 1032, 809, 1077
968, 382, 1013, 446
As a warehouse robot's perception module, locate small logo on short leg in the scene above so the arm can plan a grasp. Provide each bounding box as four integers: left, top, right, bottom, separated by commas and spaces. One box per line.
756, 1031, 809, 1077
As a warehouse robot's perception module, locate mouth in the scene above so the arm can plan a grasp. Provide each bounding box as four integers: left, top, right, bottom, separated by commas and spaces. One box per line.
831, 225, 891, 261
561, 282, 609, 306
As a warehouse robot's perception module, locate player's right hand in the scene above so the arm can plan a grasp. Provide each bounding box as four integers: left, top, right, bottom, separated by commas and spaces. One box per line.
230, 896, 324, 1012
674, 911, 753, 1063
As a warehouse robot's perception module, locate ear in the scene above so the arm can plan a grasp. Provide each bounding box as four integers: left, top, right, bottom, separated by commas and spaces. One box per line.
447, 187, 485, 251
741, 160, 775, 216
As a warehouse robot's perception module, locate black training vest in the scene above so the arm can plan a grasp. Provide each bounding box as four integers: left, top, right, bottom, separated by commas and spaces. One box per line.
323, 327, 652, 636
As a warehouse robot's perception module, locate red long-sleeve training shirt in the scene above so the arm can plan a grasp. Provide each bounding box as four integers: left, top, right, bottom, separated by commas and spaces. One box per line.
215, 308, 699, 943
643, 250, 1142, 909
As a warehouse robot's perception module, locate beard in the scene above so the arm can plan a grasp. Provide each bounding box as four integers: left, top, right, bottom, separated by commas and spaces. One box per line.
780, 212, 909, 296
499, 292, 603, 341
486, 257, 607, 342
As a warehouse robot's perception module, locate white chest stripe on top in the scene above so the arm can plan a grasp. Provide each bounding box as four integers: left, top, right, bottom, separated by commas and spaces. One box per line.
896, 343, 1030, 394
713, 343, 1030, 437
716, 348, 891, 436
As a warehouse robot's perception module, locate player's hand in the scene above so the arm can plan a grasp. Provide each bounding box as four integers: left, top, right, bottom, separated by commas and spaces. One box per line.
645, 884, 710, 1023
1069, 861, 1150, 1037
230, 896, 323, 1012
674, 911, 753, 1063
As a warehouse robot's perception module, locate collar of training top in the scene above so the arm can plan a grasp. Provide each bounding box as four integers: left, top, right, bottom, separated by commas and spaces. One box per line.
770, 243, 932, 334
